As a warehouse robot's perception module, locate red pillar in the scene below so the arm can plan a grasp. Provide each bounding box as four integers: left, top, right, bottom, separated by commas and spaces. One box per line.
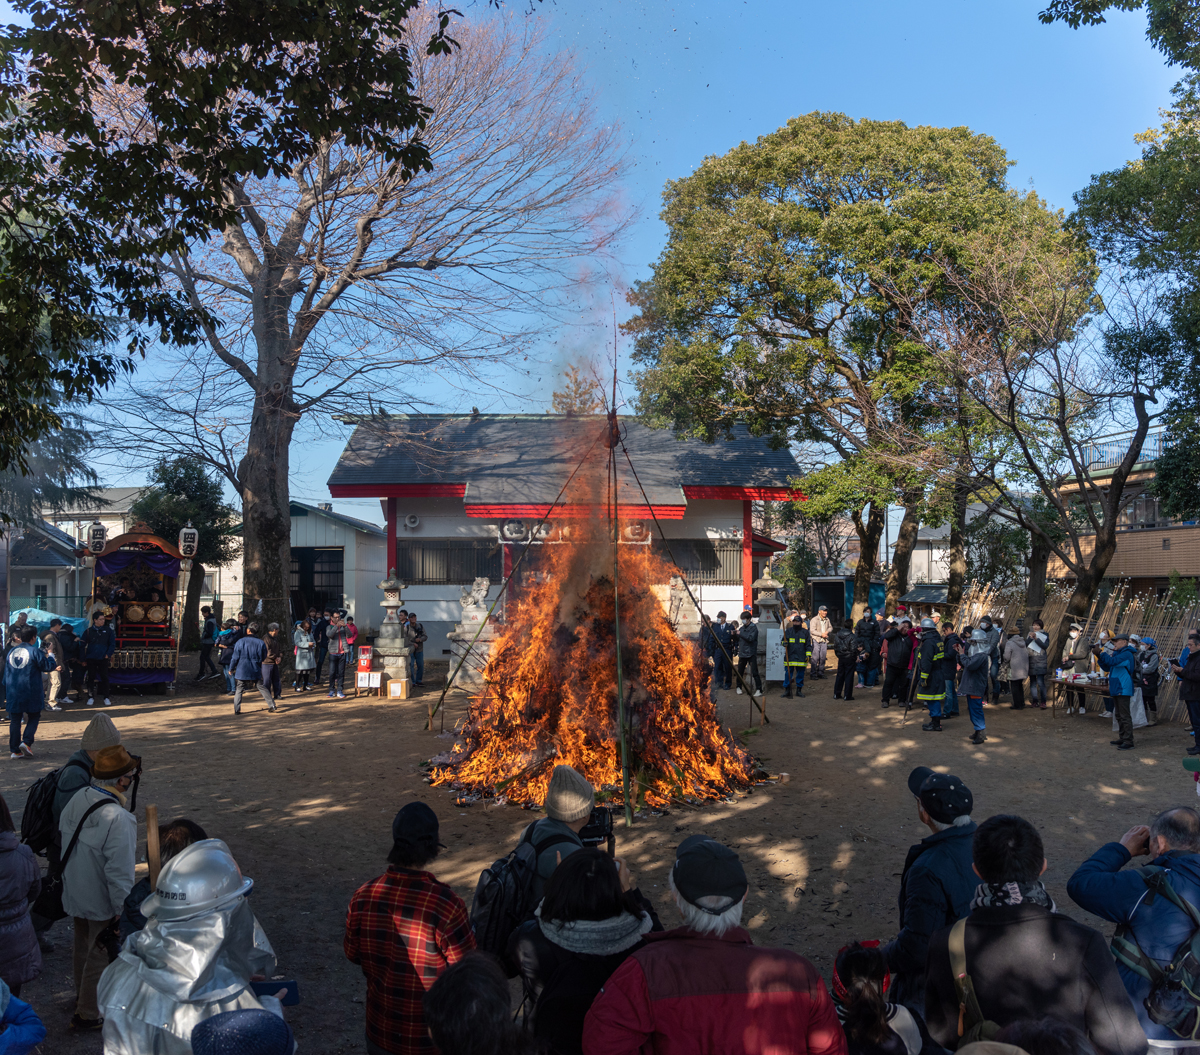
742, 500, 753, 611
386, 496, 398, 574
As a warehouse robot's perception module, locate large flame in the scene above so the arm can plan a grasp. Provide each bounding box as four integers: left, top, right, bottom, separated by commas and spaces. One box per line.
430, 522, 755, 809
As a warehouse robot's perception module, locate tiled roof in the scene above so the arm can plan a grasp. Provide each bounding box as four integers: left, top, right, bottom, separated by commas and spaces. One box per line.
288, 502, 384, 537
328, 414, 801, 505
899, 584, 950, 604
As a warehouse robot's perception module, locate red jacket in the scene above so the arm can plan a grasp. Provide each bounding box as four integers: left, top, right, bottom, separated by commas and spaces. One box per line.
582, 927, 848, 1055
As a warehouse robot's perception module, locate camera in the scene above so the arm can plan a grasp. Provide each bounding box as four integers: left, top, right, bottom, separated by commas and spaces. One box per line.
578, 806, 615, 855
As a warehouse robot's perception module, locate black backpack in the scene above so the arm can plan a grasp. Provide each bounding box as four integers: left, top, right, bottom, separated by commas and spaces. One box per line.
19, 759, 90, 856
470, 825, 576, 958
1112, 864, 1200, 1040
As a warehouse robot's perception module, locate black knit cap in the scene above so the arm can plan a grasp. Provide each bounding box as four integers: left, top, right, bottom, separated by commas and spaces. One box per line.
672, 834, 748, 912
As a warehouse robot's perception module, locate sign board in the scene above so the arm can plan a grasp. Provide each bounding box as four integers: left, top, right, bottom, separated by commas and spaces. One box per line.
765, 626, 785, 681
356, 672, 370, 688
368, 671, 382, 688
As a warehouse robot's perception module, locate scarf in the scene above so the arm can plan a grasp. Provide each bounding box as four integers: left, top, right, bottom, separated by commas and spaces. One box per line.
536, 907, 653, 956
971, 881, 1056, 912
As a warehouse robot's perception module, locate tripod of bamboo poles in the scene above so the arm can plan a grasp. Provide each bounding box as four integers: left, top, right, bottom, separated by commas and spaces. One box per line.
605, 391, 634, 827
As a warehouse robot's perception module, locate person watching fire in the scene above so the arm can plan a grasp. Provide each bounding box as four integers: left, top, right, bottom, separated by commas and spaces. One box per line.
732, 611, 764, 698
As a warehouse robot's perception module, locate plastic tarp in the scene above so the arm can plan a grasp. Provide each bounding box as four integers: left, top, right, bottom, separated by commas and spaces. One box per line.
5, 607, 88, 636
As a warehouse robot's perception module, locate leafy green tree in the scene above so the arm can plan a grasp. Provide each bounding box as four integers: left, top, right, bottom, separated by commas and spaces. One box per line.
0, 414, 101, 526
1167, 568, 1200, 607
0, 0, 462, 480
963, 517, 1029, 593
550, 364, 606, 414
626, 112, 1069, 617
128, 459, 240, 650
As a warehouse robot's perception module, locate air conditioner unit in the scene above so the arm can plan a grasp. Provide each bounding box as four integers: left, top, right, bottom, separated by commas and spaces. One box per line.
404, 514, 420, 530
532, 521, 554, 541
623, 521, 648, 541
501, 519, 527, 541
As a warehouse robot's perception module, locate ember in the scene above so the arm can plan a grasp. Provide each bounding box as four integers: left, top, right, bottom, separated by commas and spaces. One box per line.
430, 521, 755, 809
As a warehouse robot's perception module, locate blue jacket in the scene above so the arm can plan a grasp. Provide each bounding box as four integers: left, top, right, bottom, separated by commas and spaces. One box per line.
1098, 645, 1138, 697
703, 621, 734, 659
959, 649, 991, 697
1068, 842, 1200, 1042
3, 645, 57, 714
229, 635, 267, 681
883, 820, 978, 1011
81, 624, 116, 661
0, 992, 46, 1054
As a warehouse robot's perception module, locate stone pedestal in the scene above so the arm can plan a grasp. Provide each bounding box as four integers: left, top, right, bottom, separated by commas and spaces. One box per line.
376, 569, 412, 688
668, 575, 703, 641
447, 577, 495, 692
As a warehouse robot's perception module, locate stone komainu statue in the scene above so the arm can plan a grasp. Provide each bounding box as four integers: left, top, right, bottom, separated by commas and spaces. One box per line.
460, 577, 490, 610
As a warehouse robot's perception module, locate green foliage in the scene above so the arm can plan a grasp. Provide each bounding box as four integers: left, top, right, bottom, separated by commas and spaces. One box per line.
0, 414, 101, 525
127, 458, 240, 570
1168, 568, 1200, 606
775, 536, 818, 593
1039, 0, 1200, 67
1153, 412, 1200, 519
0, 0, 461, 466
963, 516, 1028, 592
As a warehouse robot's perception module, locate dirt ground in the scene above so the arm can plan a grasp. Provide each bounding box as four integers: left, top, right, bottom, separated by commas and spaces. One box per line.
3, 656, 1194, 1054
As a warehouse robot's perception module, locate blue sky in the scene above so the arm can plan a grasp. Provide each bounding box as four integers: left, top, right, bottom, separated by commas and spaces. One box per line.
9, 0, 1177, 520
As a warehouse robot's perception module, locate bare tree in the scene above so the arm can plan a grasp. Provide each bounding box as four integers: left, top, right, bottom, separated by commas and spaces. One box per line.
908, 223, 1172, 658
93, 7, 630, 623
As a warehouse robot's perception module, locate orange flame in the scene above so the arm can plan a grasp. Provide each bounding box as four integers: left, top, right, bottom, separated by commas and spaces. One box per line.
430, 521, 754, 809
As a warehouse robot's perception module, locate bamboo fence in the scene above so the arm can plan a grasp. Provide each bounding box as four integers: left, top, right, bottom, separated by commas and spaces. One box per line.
953, 581, 1200, 724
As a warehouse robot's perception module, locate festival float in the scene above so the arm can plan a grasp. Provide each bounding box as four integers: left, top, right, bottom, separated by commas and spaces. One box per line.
85, 520, 199, 695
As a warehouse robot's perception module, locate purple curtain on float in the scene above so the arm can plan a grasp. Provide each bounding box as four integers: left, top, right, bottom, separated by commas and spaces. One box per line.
108, 669, 176, 686
95, 551, 180, 579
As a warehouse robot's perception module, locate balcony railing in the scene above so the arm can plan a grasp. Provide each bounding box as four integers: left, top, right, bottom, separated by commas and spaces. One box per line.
1081, 431, 1166, 472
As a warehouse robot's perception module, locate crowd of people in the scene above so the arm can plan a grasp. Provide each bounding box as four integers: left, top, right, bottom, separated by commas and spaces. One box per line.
702, 604, 1200, 753
335, 761, 1200, 1055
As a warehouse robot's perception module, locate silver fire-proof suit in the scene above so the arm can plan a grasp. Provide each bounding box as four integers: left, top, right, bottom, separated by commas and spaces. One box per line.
97, 895, 280, 1054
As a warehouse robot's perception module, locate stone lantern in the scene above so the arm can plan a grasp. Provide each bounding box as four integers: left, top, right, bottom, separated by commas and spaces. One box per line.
751, 572, 785, 626
375, 568, 411, 686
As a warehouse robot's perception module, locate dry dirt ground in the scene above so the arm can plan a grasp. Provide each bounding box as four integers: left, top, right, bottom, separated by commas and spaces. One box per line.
3, 656, 1195, 1054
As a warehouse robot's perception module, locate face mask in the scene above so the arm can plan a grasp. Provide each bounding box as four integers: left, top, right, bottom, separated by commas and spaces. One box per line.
1069, 630, 1079, 639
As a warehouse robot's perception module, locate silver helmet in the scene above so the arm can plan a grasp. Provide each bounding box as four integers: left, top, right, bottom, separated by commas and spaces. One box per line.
920, 617, 936, 630
141, 838, 253, 922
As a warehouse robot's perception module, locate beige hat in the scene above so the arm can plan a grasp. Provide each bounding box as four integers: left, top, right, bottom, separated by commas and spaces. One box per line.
81, 714, 121, 752
544, 764, 594, 823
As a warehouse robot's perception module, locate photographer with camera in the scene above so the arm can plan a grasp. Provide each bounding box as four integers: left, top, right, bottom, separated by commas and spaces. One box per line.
523, 765, 596, 903
58, 744, 140, 1032
1068, 807, 1200, 1053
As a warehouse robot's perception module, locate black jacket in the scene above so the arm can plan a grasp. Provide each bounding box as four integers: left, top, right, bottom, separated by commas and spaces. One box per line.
783, 625, 811, 664
883, 626, 912, 670
833, 627, 860, 661
925, 903, 1147, 1055
882, 821, 976, 1012
1179, 651, 1200, 702
702, 620, 734, 659
940, 633, 960, 679
734, 621, 758, 659
856, 617, 881, 659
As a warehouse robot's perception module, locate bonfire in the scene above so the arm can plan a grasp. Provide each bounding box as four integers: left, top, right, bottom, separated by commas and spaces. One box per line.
429, 526, 755, 810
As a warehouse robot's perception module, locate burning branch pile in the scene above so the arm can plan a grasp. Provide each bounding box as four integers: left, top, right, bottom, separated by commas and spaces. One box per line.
430, 532, 754, 809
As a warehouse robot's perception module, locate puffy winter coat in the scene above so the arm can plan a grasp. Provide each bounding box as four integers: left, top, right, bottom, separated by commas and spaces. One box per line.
856, 617, 881, 659
1098, 644, 1137, 697
883, 626, 912, 670
833, 627, 859, 661
882, 821, 976, 1012
734, 621, 758, 659
1063, 632, 1090, 673
1027, 631, 1050, 676
958, 650, 991, 697
582, 927, 848, 1055
0, 833, 40, 988
925, 903, 1147, 1055
1003, 634, 1029, 679
1068, 842, 1200, 1044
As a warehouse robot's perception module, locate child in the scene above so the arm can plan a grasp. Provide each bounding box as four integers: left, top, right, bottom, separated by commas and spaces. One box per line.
832, 942, 941, 1055
1140, 637, 1160, 724
0, 978, 46, 1053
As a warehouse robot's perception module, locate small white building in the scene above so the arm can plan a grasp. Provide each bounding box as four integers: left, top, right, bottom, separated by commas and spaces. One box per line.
327, 413, 802, 655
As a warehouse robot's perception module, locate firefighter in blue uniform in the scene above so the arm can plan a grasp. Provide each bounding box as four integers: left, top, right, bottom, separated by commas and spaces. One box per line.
916, 617, 948, 732
782, 614, 812, 699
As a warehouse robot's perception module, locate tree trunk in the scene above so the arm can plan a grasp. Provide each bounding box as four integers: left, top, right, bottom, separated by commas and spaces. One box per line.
1025, 531, 1051, 624
181, 560, 205, 651
237, 386, 296, 646
850, 503, 886, 622
945, 476, 970, 608
885, 498, 921, 615
1049, 568, 1100, 679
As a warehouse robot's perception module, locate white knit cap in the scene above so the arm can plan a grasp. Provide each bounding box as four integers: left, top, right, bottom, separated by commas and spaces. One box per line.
544, 765, 595, 823
81, 714, 121, 752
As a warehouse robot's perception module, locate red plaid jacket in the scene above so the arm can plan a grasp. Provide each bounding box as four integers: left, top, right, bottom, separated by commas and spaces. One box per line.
345, 867, 476, 1054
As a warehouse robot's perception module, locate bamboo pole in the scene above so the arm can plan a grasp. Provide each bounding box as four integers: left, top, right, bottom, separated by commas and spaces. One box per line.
145, 804, 161, 891
608, 411, 633, 828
